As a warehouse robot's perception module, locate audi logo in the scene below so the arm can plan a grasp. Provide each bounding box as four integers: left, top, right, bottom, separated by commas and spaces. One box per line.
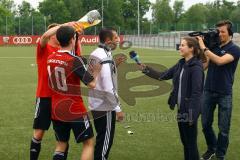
13, 37, 32, 44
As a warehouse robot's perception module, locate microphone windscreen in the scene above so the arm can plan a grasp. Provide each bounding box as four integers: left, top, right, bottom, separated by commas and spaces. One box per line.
129, 51, 137, 59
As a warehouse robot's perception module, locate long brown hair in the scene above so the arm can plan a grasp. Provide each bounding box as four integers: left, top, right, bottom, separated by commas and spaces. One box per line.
182, 37, 207, 63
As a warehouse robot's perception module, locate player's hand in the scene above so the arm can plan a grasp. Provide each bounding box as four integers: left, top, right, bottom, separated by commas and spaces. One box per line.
73, 23, 84, 35
88, 58, 102, 78
116, 111, 124, 122
65, 21, 84, 34
72, 22, 84, 35
114, 53, 127, 67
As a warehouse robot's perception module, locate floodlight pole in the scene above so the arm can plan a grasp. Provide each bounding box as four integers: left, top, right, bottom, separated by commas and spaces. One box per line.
138, 0, 140, 36
5, 16, 8, 35
102, 0, 104, 28
32, 16, 34, 35
44, 16, 46, 31
19, 17, 21, 35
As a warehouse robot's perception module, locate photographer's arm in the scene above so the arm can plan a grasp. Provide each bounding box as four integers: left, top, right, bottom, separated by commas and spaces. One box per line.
204, 50, 234, 66
197, 36, 234, 66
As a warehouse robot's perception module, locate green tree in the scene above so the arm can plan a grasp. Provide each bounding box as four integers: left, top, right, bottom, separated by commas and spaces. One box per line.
230, 7, 240, 24
152, 0, 174, 31
173, 0, 184, 26
31, 11, 46, 35
121, 0, 150, 33
205, 1, 222, 27
63, 0, 84, 21
181, 4, 209, 30
218, 0, 235, 20
0, 0, 15, 11
18, 1, 33, 17
0, 1, 14, 35
0, 5, 9, 34
81, 0, 101, 13
39, 0, 70, 24
16, 1, 35, 34
103, 0, 123, 28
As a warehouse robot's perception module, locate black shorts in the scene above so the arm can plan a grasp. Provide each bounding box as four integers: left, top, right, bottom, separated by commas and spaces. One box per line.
52, 115, 94, 143
33, 97, 51, 130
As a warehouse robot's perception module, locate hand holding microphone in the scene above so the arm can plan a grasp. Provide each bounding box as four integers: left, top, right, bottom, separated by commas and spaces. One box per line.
129, 51, 141, 65
129, 51, 146, 71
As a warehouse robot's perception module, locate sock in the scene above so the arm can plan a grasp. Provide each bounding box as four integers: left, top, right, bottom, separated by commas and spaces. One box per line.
64, 143, 69, 160
53, 151, 65, 160
30, 137, 42, 160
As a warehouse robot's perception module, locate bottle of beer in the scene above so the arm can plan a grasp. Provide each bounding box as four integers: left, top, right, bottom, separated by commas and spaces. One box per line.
75, 10, 101, 31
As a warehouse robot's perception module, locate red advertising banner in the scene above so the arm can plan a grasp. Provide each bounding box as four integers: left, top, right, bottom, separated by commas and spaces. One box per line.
0, 36, 40, 45
0, 35, 124, 46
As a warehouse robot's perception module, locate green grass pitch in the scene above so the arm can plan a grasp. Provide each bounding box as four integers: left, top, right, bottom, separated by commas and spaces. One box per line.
0, 46, 239, 160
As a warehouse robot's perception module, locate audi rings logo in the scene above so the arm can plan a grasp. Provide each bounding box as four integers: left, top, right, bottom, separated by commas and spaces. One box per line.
13, 37, 32, 44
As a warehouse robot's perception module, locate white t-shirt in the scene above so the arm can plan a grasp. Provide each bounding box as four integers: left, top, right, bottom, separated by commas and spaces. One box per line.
88, 47, 121, 112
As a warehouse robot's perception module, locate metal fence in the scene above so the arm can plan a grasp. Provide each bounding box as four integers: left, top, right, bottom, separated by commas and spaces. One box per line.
124, 33, 180, 49
1, 15, 240, 49
1, 15, 240, 36
124, 32, 240, 50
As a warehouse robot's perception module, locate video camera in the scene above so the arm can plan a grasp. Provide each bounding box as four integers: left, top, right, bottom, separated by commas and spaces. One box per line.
188, 29, 220, 50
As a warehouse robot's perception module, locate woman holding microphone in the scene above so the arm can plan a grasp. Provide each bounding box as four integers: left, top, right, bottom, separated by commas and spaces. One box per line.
139, 37, 206, 160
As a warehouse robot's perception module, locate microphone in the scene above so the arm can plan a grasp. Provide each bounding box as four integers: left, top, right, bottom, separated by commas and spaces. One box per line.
129, 51, 141, 65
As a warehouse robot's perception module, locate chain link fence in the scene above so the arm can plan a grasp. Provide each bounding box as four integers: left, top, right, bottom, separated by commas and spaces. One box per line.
1, 15, 240, 49
1, 15, 240, 36
124, 32, 240, 50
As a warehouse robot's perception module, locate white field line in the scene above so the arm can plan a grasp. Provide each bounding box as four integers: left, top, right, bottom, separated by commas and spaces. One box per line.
0, 57, 35, 59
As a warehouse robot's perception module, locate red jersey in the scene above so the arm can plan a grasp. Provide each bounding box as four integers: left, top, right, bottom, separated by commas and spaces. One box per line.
47, 50, 93, 121
36, 42, 59, 97
36, 41, 81, 97
75, 40, 82, 56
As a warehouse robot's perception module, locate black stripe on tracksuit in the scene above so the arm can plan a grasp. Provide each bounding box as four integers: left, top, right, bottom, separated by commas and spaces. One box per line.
92, 111, 116, 160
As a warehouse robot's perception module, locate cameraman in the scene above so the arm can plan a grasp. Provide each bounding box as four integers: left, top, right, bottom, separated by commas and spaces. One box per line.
197, 20, 240, 160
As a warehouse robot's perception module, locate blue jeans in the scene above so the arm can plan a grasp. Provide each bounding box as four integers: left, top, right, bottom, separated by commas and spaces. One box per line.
201, 91, 232, 158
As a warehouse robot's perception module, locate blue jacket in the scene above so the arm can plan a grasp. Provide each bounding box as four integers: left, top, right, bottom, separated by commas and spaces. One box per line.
143, 57, 204, 123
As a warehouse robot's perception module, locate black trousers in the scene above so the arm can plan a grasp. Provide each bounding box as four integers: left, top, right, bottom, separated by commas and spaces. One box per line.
92, 111, 116, 160
178, 122, 199, 160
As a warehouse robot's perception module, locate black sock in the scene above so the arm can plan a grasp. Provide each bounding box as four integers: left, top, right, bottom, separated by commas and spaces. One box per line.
64, 143, 69, 160
30, 137, 41, 160
53, 152, 65, 160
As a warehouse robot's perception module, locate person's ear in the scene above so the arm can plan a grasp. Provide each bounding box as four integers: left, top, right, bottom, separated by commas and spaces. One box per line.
190, 47, 194, 52
105, 37, 112, 44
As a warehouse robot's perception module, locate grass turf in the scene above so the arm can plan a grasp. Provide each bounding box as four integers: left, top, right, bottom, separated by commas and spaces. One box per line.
0, 46, 239, 160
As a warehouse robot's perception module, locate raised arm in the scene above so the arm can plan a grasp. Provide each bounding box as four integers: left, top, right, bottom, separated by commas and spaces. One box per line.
141, 63, 179, 81
73, 56, 101, 89
40, 25, 61, 48
197, 36, 234, 66
40, 22, 84, 48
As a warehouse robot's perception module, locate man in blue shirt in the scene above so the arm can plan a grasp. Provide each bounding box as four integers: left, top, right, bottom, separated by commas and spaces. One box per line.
198, 20, 240, 160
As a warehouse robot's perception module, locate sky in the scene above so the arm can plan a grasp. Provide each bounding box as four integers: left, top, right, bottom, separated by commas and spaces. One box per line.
14, 0, 237, 20
14, 0, 42, 8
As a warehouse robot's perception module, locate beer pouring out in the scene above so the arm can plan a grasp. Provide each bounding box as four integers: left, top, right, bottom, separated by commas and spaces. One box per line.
75, 10, 102, 30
